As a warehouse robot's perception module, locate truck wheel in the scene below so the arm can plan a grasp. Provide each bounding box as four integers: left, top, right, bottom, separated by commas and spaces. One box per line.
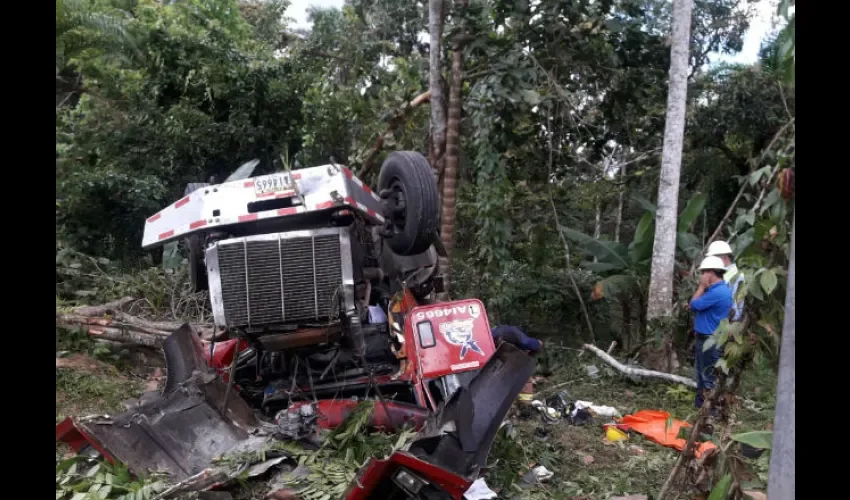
378, 151, 439, 256
184, 183, 210, 292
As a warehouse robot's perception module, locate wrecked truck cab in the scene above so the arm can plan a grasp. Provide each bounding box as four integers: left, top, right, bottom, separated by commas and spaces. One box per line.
141, 153, 451, 414
59, 151, 538, 499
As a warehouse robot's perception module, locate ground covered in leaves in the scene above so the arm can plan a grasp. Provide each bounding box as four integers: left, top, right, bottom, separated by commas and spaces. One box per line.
55, 340, 776, 500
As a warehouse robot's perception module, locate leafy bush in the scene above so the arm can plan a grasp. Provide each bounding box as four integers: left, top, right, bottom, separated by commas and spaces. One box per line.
56, 458, 165, 500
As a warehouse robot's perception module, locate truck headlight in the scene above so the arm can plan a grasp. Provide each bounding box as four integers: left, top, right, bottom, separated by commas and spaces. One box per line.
392, 467, 427, 495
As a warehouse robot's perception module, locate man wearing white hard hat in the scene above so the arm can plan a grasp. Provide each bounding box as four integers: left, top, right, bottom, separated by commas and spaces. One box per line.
689, 256, 734, 408
705, 240, 745, 322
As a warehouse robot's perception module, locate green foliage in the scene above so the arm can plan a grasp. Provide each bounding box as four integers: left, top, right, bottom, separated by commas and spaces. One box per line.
56, 243, 209, 327
322, 400, 381, 463
57, 0, 305, 262
266, 401, 418, 498
56, 457, 165, 500
52, 3, 793, 498
560, 192, 706, 315
708, 473, 733, 500
775, 0, 795, 84
713, 161, 793, 370
731, 430, 773, 450
290, 2, 429, 171
56, 0, 137, 73
55, 0, 791, 351
238, 0, 291, 49
55, 368, 144, 423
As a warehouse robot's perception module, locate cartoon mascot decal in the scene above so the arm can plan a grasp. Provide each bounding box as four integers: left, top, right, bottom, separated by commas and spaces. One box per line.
439, 318, 484, 360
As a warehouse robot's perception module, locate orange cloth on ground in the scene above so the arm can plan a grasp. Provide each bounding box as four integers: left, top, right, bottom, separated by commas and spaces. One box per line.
619, 409, 717, 458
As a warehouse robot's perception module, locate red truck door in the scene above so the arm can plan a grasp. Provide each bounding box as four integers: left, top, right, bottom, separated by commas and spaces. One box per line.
405, 299, 496, 380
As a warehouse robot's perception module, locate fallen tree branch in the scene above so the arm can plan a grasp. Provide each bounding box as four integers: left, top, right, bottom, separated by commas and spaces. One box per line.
357, 90, 432, 178
71, 297, 136, 317
60, 322, 165, 347
58, 314, 170, 337
582, 343, 697, 388
57, 299, 219, 347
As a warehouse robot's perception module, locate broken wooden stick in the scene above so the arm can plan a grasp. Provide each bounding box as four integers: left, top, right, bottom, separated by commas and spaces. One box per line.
582, 343, 697, 388
657, 394, 716, 499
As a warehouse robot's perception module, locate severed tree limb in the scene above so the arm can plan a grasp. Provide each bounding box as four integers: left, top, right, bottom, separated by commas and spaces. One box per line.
82, 325, 164, 347
358, 90, 432, 178
58, 314, 170, 336
57, 299, 219, 347
582, 343, 697, 388
71, 297, 136, 317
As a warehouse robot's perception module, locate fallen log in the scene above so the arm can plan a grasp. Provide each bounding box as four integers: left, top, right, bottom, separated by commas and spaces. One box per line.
582, 343, 697, 388
72, 297, 136, 317
57, 299, 219, 347
57, 316, 168, 347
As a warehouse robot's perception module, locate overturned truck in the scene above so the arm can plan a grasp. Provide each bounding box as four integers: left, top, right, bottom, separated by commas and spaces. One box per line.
57, 152, 535, 499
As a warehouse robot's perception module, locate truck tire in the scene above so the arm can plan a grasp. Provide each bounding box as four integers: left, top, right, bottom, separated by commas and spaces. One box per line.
378, 151, 439, 256
184, 183, 210, 292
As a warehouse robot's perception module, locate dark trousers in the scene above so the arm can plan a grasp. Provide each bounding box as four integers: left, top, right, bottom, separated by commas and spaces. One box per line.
694, 334, 721, 408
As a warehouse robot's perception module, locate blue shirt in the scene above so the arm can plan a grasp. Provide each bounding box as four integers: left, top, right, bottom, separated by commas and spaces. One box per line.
689, 281, 734, 336
491, 325, 542, 352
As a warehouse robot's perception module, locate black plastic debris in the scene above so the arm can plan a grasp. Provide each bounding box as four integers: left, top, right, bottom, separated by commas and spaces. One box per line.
568, 404, 593, 426
545, 391, 571, 419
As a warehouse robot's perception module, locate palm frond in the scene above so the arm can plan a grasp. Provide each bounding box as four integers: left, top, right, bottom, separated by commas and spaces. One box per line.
559, 225, 630, 270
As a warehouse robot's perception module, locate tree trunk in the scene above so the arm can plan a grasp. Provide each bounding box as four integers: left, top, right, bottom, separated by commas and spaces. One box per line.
593, 199, 602, 240
646, 0, 694, 320
768, 208, 795, 499
620, 296, 632, 352
614, 164, 626, 242
427, 0, 447, 181
438, 0, 468, 295
593, 199, 602, 263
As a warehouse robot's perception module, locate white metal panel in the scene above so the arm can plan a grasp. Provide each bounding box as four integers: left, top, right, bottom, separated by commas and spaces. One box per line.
142, 164, 384, 249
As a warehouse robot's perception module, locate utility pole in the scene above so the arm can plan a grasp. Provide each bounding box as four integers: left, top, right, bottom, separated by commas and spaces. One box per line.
767, 209, 795, 498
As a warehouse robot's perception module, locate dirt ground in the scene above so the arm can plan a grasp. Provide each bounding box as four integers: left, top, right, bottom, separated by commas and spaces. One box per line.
55, 349, 164, 461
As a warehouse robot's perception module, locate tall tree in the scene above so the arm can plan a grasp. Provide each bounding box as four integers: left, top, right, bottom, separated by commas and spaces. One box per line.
56, 0, 136, 107
428, 0, 447, 178
439, 0, 468, 295
645, 0, 694, 323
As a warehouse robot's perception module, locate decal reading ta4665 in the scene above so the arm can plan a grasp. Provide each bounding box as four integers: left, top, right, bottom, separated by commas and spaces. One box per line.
439, 319, 484, 360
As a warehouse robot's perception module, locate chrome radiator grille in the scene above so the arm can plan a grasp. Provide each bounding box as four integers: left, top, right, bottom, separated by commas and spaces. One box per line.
213, 231, 345, 328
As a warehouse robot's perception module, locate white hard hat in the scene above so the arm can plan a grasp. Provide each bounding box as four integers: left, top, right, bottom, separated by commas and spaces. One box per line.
706, 240, 733, 257
698, 256, 727, 272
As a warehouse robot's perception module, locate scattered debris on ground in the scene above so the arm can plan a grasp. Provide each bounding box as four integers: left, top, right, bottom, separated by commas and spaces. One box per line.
56, 335, 777, 499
